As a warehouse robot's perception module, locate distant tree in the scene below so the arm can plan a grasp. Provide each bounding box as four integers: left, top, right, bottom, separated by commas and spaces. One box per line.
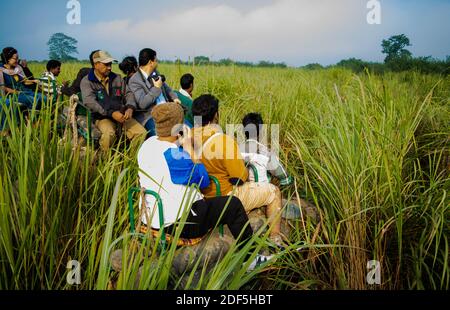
194, 56, 210, 65
303, 63, 324, 70
47, 33, 78, 61
218, 58, 234, 66
235, 61, 253, 67
256, 60, 287, 68
381, 34, 412, 63
335, 58, 386, 74
336, 58, 367, 72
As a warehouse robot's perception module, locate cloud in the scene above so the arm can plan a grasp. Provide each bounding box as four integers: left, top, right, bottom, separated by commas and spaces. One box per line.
72, 0, 450, 66
69, 0, 361, 65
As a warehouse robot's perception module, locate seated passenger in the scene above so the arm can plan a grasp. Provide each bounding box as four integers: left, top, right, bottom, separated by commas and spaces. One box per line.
119, 56, 138, 84
0, 47, 45, 110
137, 102, 272, 268
39, 60, 63, 99
191, 95, 284, 246
128, 48, 181, 137
60, 50, 99, 97
240, 113, 292, 185
174, 73, 195, 127
80, 50, 146, 151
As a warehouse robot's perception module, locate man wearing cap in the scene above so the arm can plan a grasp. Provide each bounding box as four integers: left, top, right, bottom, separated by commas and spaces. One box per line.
80, 50, 146, 151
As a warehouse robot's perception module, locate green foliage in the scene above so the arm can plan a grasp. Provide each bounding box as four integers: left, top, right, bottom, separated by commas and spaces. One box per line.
0, 63, 448, 289
382, 34, 412, 63
173, 56, 287, 68
47, 33, 79, 61
256, 60, 287, 68
194, 56, 210, 65
302, 63, 324, 70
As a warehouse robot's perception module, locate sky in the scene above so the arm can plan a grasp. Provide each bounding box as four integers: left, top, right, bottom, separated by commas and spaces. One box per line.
0, 0, 449, 66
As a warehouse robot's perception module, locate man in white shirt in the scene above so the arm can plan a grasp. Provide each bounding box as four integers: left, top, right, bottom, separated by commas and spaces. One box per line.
137, 103, 249, 239
137, 102, 274, 269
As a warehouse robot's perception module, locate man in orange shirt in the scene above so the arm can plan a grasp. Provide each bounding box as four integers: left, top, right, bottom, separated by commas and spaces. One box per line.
191, 94, 283, 246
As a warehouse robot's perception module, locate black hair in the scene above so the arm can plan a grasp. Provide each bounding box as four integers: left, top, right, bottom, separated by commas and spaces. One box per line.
46, 59, 61, 71
138, 48, 157, 66
1, 47, 18, 64
192, 94, 219, 126
242, 112, 264, 140
89, 50, 100, 67
119, 56, 138, 76
180, 73, 194, 90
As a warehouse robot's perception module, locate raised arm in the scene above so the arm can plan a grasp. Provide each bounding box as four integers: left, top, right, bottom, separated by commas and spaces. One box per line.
128, 76, 161, 110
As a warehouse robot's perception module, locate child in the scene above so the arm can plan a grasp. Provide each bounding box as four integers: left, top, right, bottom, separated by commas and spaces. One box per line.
240, 113, 292, 185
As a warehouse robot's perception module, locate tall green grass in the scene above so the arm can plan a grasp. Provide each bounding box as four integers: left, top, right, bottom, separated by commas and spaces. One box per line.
0, 63, 448, 289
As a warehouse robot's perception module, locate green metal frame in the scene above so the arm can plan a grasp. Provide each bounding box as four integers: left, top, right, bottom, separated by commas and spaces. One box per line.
208, 175, 224, 236
75, 101, 94, 145
57, 92, 97, 145
128, 187, 166, 249
128, 177, 223, 250
37, 77, 58, 105
247, 164, 259, 183
209, 175, 221, 197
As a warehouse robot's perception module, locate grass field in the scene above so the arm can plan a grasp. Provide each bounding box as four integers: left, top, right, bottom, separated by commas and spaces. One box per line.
0, 62, 449, 289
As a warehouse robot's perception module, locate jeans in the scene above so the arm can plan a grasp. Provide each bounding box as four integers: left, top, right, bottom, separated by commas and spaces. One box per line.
0, 99, 19, 131
17, 90, 45, 110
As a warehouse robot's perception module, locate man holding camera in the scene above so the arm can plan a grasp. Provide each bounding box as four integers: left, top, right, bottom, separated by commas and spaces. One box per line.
128, 48, 180, 136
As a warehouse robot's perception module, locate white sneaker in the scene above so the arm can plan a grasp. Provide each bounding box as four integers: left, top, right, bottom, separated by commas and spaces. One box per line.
246, 254, 274, 271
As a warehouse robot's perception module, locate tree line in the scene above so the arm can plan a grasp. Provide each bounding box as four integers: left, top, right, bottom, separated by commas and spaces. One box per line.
303, 34, 449, 75
45, 33, 449, 75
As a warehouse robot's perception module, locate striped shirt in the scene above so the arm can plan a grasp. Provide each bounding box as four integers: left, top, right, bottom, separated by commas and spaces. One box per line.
39, 71, 61, 96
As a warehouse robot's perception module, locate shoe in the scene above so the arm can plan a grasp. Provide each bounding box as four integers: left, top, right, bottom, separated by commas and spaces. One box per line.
246, 254, 274, 271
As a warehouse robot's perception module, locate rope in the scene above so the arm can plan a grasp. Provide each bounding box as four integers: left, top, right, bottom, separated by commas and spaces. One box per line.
63, 94, 79, 150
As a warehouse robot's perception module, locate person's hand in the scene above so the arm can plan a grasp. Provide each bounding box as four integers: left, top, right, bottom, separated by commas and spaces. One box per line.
173, 98, 181, 105
24, 79, 38, 85
124, 108, 133, 120
178, 125, 193, 149
6, 88, 19, 95
179, 125, 202, 162
112, 111, 125, 123
152, 77, 163, 88
19, 59, 27, 67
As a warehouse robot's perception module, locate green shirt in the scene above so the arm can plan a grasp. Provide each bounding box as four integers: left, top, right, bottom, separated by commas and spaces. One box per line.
175, 90, 194, 126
